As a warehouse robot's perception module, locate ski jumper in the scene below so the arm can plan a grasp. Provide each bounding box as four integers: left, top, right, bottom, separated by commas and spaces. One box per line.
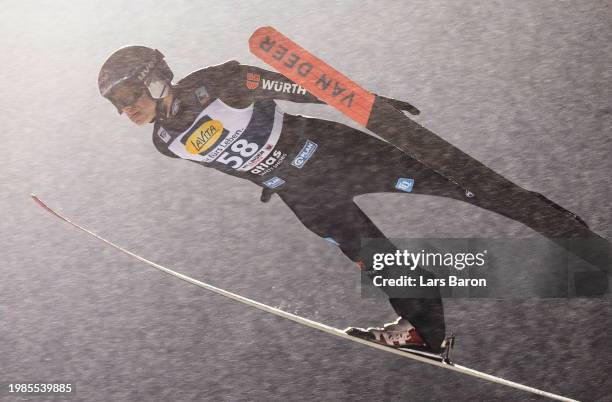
151, 60, 608, 351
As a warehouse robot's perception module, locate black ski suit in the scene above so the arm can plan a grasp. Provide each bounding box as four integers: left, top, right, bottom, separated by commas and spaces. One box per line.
151, 60, 608, 351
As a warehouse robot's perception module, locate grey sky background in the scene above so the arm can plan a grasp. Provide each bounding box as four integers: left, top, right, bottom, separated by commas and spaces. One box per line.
1, 1, 610, 401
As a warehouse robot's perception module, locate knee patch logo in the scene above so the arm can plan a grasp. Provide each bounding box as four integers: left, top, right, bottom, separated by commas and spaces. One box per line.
262, 176, 286, 189
395, 178, 414, 192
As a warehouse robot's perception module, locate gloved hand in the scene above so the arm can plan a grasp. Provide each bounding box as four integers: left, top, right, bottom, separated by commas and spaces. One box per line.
376, 94, 420, 115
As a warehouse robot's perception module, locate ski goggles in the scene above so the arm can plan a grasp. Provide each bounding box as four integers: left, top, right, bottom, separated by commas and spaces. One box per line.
105, 80, 147, 113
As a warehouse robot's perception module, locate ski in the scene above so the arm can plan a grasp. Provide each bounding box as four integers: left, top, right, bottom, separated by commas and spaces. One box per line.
31, 194, 579, 402
248, 26, 610, 275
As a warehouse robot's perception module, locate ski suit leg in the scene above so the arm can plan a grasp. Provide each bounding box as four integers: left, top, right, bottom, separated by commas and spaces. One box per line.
377, 146, 610, 295
367, 99, 610, 273
277, 190, 446, 351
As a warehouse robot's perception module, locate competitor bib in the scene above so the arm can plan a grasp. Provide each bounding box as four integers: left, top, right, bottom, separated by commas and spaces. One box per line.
167, 98, 284, 172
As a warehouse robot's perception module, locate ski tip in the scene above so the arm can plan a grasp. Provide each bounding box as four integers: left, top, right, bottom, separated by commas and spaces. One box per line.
30, 193, 45, 208
251, 26, 276, 37
30, 193, 50, 211
249, 26, 277, 52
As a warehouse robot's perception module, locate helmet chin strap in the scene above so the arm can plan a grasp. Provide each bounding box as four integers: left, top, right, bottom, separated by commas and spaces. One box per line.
153, 98, 166, 123
152, 87, 174, 123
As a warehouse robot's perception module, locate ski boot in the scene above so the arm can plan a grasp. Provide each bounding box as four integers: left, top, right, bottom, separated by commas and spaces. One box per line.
344, 317, 428, 349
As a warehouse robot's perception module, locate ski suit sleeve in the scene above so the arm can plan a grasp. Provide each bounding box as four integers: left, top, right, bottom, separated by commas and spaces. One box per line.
204, 60, 420, 114
239, 62, 420, 114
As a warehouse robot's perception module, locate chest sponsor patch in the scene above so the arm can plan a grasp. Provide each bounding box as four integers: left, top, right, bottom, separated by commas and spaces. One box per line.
246, 72, 307, 94
291, 139, 317, 168
157, 127, 172, 143
395, 178, 414, 193
185, 119, 224, 154
246, 72, 260, 89
262, 176, 285, 189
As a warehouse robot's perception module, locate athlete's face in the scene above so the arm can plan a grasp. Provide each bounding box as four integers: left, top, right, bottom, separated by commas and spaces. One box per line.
107, 82, 157, 125
121, 93, 157, 126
